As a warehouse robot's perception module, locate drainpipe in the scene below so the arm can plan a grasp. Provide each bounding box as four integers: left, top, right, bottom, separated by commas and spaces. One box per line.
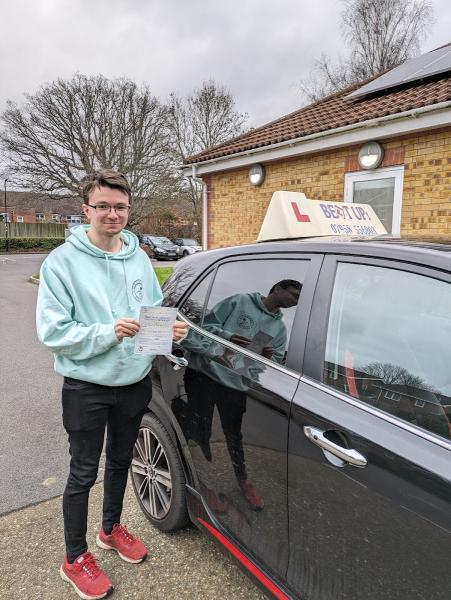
191, 165, 208, 250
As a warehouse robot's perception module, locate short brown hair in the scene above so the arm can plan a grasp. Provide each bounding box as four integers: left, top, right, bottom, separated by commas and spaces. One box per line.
80, 169, 131, 203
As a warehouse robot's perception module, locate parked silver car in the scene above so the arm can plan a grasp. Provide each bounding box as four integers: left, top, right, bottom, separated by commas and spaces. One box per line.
172, 238, 202, 258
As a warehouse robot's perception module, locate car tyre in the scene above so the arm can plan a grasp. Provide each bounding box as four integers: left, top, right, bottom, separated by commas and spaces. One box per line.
182, 250, 189, 257
130, 412, 189, 532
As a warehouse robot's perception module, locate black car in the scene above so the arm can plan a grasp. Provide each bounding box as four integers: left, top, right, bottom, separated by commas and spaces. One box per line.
139, 235, 179, 260
130, 237, 451, 600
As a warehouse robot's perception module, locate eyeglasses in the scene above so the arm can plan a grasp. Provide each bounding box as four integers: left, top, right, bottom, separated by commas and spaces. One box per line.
86, 203, 131, 214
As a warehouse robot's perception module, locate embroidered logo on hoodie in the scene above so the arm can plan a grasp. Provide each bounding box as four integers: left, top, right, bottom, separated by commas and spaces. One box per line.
132, 279, 143, 302
237, 313, 254, 330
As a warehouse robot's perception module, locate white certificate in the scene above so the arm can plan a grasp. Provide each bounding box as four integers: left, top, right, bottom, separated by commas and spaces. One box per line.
134, 307, 177, 355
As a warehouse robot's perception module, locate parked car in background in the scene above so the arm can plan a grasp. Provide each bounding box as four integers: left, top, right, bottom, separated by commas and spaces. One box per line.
172, 238, 202, 258
138, 235, 179, 260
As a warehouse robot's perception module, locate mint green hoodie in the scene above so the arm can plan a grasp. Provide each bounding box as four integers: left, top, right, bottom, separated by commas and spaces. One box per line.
36, 225, 163, 386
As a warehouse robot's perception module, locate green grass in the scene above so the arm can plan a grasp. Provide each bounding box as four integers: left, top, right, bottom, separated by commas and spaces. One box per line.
33, 267, 173, 287
154, 266, 173, 286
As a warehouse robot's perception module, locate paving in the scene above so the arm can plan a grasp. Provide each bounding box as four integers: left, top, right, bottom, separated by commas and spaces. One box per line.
0, 481, 265, 600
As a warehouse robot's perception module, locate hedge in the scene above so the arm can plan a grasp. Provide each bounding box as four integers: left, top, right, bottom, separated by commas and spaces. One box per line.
0, 237, 65, 251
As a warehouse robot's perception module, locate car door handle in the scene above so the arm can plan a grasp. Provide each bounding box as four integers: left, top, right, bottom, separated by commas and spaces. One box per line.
165, 354, 188, 370
303, 426, 367, 467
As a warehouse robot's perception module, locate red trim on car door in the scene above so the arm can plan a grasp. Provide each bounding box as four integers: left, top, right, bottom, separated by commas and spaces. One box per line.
198, 518, 289, 600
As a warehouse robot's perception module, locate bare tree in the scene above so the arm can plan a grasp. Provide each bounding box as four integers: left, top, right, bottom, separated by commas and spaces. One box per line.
360, 362, 430, 389
0, 74, 171, 226
166, 80, 248, 227
300, 0, 434, 103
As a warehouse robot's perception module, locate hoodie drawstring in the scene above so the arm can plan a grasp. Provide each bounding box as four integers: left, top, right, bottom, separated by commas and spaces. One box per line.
104, 254, 116, 316
123, 259, 132, 310
104, 254, 132, 315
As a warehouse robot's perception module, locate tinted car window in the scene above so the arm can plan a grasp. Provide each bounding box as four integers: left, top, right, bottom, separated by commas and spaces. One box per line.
201, 259, 309, 365
178, 271, 214, 324
150, 236, 173, 245
323, 263, 451, 439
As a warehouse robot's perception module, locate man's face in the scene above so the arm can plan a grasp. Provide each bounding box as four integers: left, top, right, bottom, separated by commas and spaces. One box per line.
82, 186, 130, 237
273, 285, 301, 308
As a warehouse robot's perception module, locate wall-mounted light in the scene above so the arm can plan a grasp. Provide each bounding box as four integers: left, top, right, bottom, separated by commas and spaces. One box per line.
249, 163, 266, 186
358, 141, 384, 169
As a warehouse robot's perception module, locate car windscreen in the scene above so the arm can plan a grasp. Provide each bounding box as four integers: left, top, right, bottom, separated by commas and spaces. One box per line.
149, 237, 173, 245
182, 239, 198, 246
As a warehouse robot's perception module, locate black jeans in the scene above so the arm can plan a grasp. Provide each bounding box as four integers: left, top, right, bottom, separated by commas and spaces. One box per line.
62, 375, 152, 563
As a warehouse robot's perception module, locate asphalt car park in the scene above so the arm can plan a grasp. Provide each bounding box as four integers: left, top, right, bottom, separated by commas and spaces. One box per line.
130, 226, 451, 600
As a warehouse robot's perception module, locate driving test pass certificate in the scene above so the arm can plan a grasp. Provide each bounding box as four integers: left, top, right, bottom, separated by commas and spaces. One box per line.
134, 306, 177, 355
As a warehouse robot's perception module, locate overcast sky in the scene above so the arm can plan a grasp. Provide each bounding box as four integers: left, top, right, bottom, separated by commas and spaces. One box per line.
1, 0, 450, 129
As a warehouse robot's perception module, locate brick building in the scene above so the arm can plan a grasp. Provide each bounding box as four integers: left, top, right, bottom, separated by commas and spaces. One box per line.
1, 191, 84, 225
183, 44, 451, 249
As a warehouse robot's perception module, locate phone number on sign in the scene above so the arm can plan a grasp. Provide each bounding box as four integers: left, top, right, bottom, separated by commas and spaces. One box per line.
330, 224, 379, 235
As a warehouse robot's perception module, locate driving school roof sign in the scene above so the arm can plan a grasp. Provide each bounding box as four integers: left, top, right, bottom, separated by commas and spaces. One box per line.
257, 191, 387, 242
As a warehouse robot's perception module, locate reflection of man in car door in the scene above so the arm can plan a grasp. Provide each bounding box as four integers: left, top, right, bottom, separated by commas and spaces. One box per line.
180, 280, 302, 511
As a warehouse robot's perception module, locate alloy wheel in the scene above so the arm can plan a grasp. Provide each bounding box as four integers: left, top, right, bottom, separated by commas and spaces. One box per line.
131, 426, 172, 519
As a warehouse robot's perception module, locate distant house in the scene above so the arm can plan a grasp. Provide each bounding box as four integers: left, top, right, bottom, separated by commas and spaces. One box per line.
1, 191, 84, 225
183, 44, 451, 249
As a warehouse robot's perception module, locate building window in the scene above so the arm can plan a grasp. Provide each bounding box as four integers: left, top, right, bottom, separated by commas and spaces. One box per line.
36, 213, 45, 222
67, 215, 82, 224
344, 166, 404, 234
16, 216, 24, 223
0, 213, 9, 222
52, 214, 60, 223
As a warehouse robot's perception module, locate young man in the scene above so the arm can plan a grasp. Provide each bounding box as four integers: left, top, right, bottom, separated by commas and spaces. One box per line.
36, 170, 187, 599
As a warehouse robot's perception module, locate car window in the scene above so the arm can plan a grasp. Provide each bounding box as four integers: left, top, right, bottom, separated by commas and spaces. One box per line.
199, 259, 310, 365
323, 263, 451, 440
150, 236, 172, 245
178, 271, 214, 324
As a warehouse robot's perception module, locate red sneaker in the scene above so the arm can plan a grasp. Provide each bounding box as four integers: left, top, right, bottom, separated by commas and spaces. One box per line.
60, 552, 113, 600
96, 524, 147, 564
239, 480, 265, 511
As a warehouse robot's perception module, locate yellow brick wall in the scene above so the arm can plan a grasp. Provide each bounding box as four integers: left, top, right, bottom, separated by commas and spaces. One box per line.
204, 129, 451, 248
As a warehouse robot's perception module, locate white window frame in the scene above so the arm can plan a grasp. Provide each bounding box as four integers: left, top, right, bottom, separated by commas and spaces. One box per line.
67, 215, 82, 224
344, 166, 404, 234
16, 216, 24, 223
35, 212, 45, 222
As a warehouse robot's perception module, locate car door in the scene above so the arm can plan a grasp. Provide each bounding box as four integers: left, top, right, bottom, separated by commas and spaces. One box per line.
157, 253, 322, 580
287, 255, 451, 600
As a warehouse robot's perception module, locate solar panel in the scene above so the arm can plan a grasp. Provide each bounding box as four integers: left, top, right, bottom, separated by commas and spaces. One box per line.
348, 44, 451, 100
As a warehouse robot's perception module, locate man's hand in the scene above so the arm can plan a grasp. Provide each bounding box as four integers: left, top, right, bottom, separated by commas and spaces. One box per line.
262, 346, 274, 359
173, 320, 188, 341
115, 318, 140, 341
230, 334, 251, 347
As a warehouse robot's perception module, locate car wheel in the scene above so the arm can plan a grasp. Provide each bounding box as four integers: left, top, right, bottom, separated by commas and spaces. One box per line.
130, 412, 189, 532
182, 250, 189, 257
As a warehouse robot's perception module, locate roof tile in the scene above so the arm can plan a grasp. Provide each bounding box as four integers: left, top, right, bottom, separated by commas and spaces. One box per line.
185, 76, 451, 165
